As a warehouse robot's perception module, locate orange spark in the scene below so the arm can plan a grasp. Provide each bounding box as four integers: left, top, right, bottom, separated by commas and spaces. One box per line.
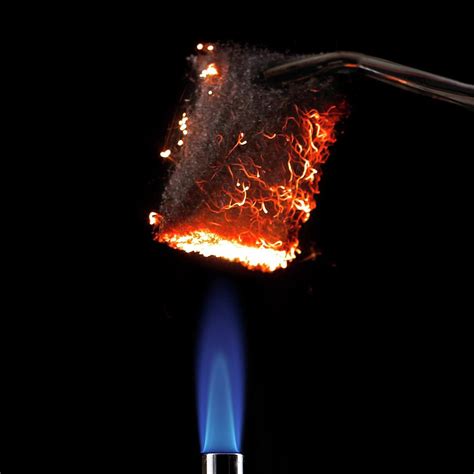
149, 212, 163, 226
200, 63, 219, 79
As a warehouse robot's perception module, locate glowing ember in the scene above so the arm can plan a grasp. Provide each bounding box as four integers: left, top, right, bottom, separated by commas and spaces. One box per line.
161, 230, 296, 272
200, 63, 219, 79
150, 44, 346, 272
149, 212, 163, 226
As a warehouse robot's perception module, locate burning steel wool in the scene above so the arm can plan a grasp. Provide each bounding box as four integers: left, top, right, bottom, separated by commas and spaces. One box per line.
150, 43, 346, 272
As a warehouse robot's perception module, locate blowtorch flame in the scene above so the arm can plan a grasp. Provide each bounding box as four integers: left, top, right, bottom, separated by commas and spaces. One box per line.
197, 281, 244, 453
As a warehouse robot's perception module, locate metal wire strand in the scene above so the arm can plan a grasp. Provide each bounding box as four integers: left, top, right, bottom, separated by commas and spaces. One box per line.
263, 51, 474, 110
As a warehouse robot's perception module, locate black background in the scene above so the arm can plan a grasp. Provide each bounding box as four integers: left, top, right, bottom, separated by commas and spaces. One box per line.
16, 14, 472, 472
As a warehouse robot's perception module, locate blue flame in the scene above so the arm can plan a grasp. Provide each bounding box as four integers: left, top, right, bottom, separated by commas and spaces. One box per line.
197, 281, 245, 453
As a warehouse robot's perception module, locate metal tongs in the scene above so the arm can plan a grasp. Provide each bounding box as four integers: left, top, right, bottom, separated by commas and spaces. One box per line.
264, 51, 474, 110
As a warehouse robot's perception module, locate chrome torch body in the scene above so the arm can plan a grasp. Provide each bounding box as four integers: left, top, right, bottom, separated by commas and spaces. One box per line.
202, 453, 243, 474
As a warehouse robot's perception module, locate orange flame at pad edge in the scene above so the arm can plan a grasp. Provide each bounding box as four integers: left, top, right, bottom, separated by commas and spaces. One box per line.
155, 229, 299, 272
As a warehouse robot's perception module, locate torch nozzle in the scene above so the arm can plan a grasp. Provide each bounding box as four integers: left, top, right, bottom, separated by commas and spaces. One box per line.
202, 453, 243, 474
263, 51, 474, 110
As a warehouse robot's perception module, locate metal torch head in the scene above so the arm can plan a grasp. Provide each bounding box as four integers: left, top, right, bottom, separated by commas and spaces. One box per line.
202, 453, 243, 474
